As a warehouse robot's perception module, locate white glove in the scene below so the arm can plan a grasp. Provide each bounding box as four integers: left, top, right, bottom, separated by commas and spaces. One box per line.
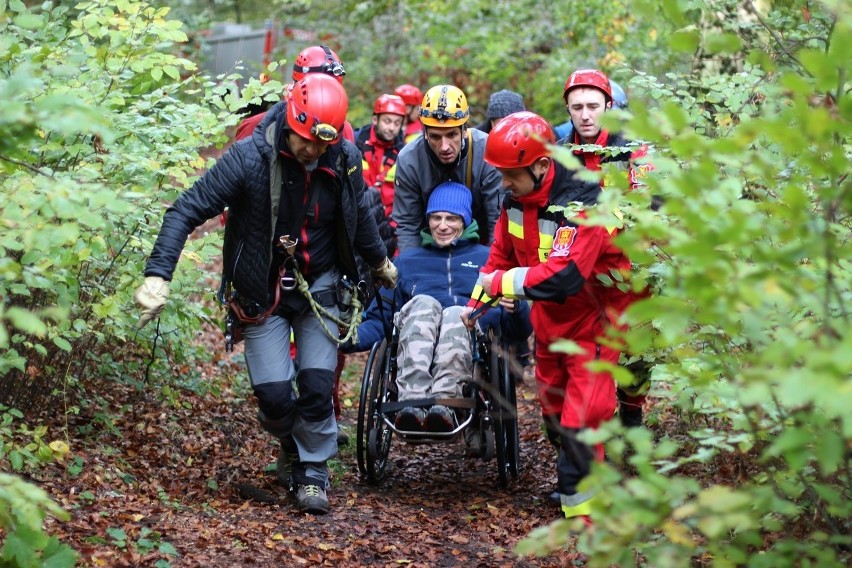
371, 257, 398, 289
133, 276, 170, 328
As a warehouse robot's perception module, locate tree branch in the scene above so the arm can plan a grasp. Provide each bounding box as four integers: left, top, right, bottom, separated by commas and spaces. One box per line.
0, 154, 51, 177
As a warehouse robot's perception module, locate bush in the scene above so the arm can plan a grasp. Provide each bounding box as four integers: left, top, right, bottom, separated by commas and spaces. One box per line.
519, 1, 851, 565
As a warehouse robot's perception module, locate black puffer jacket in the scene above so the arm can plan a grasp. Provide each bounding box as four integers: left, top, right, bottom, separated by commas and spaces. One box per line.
145, 101, 387, 308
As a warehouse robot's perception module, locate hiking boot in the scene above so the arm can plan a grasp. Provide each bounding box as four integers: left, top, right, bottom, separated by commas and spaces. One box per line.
296, 484, 330, 515
337, 424, 350, 447
394, 406, 426, 432
277, 439, 298, 490
425, 405, 456, 433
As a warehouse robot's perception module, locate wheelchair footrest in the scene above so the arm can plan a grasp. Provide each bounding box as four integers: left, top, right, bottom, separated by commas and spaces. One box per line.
380, 397, 476, 413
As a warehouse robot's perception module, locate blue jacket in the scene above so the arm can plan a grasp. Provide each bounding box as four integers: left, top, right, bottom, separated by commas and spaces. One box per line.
350, 222, 532, 351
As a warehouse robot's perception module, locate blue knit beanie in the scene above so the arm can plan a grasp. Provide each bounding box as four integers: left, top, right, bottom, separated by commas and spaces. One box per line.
426, 181, 473, 227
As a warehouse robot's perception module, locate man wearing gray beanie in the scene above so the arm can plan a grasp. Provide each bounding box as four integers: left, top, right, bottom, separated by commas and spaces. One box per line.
474, 89, 526, 133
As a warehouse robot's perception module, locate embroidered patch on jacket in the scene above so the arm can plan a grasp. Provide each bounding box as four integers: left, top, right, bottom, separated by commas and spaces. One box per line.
549, 226, 577, 258
629, 163, 654, 187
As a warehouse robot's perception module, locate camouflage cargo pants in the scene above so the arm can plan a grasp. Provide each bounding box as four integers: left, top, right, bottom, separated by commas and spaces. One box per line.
394, 295, 472, 400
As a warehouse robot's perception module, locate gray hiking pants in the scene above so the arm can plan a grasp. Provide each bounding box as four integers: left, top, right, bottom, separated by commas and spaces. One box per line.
242, 269, 339, 487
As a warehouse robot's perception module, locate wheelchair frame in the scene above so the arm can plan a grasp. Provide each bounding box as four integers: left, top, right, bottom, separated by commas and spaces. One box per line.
355, 320, 521, 487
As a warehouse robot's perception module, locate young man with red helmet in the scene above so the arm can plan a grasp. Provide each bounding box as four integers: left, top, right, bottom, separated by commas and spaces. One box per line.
354, 94, 407, 221
134, 73, 398, 515
394, 83, 424, 143
235, 45, 355, 143
562, 68, 655, 426
562, 68, 653, 193
393, 84, 503, 253
462, 111, 641, 522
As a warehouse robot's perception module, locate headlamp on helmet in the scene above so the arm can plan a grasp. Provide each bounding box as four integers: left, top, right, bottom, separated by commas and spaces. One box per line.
287, 73, 348, 143
419, 85, 470, 128
292, 45, 346, 83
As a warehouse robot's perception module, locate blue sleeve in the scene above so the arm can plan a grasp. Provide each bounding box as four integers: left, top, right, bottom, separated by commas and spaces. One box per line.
500, 300, 532, 345
476, 301, 532, 345
346, 288, 402, 353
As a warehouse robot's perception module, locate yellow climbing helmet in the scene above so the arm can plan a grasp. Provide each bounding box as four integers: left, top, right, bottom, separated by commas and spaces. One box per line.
419, 84, 470, 128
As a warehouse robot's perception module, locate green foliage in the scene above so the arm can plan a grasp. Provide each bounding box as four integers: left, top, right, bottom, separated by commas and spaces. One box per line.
228, 0, 675, 128
0, 473, 77, 568
519, 0, 851, 565
1, 0, 282, 561
0, 0, 281, 409
0, 407, 62, 472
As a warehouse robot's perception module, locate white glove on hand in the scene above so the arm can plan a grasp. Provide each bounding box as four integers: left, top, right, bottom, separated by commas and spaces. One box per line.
371, 257, 398, 289
133, 276, 170, 329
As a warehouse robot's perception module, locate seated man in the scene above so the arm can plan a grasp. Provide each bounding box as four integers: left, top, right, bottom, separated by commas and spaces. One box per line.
345, 181, 531, 435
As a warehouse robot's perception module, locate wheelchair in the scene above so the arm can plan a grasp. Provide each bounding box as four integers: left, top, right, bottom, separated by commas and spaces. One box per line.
356, 318, 521, 488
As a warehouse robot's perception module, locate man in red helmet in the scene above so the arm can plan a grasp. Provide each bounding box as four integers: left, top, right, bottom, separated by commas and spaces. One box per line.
462, 111, 641, 523
134, 73, 398, 515
561, 68, 654, 194
394, 83, 424, 143
232, 45, 365, 450
235, 44, 355, 143
561, 68, 655, 427
354, 94, 407, 221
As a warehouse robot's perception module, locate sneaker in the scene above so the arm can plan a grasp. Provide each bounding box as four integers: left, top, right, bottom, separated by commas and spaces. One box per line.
295, 484, 330, 515
277, 439, 298, 489
425, 405, 456, 433
394, 406, 426, 432
337, 424, 350, 447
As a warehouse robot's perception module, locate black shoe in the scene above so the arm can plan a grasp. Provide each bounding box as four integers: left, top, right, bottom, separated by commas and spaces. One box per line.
337, 425, 350, 447
619, 403, 643, 428
463, 426, 482, 457
277, 438, 298, 490
425, 405, 456, 432
394, 406, 426, 432
547, 490, 561, 505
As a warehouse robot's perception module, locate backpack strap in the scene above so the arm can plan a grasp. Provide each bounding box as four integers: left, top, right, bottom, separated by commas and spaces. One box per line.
465, 129, 474, 189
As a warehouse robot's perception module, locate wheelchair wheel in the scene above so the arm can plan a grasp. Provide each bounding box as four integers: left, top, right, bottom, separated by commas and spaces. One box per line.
364, 339, 395, 484
356, 340, 383, 477
501, 347, 521, 479
490, 336, 520, 486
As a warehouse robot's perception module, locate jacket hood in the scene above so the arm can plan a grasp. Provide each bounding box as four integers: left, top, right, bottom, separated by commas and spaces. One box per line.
419, 219, 480, 248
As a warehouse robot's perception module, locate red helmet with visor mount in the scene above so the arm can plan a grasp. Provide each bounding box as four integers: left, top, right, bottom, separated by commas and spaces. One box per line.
292, 45, 346, 83
287, 73, 348, 143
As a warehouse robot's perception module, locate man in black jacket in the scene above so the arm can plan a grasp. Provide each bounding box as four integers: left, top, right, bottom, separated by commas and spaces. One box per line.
133, 73, 398, 515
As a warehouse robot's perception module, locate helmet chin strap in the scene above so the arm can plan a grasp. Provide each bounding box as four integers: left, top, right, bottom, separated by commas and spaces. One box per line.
526, 159, 547, 190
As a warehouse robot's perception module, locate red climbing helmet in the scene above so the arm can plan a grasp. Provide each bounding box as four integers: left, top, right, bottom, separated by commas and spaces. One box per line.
287, 73, 348, 142
562, 69, 612, 103
483, 111, 555, 168
373, 94, 407, 117
292, 45, 346, 83
394, 83, 423, 107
